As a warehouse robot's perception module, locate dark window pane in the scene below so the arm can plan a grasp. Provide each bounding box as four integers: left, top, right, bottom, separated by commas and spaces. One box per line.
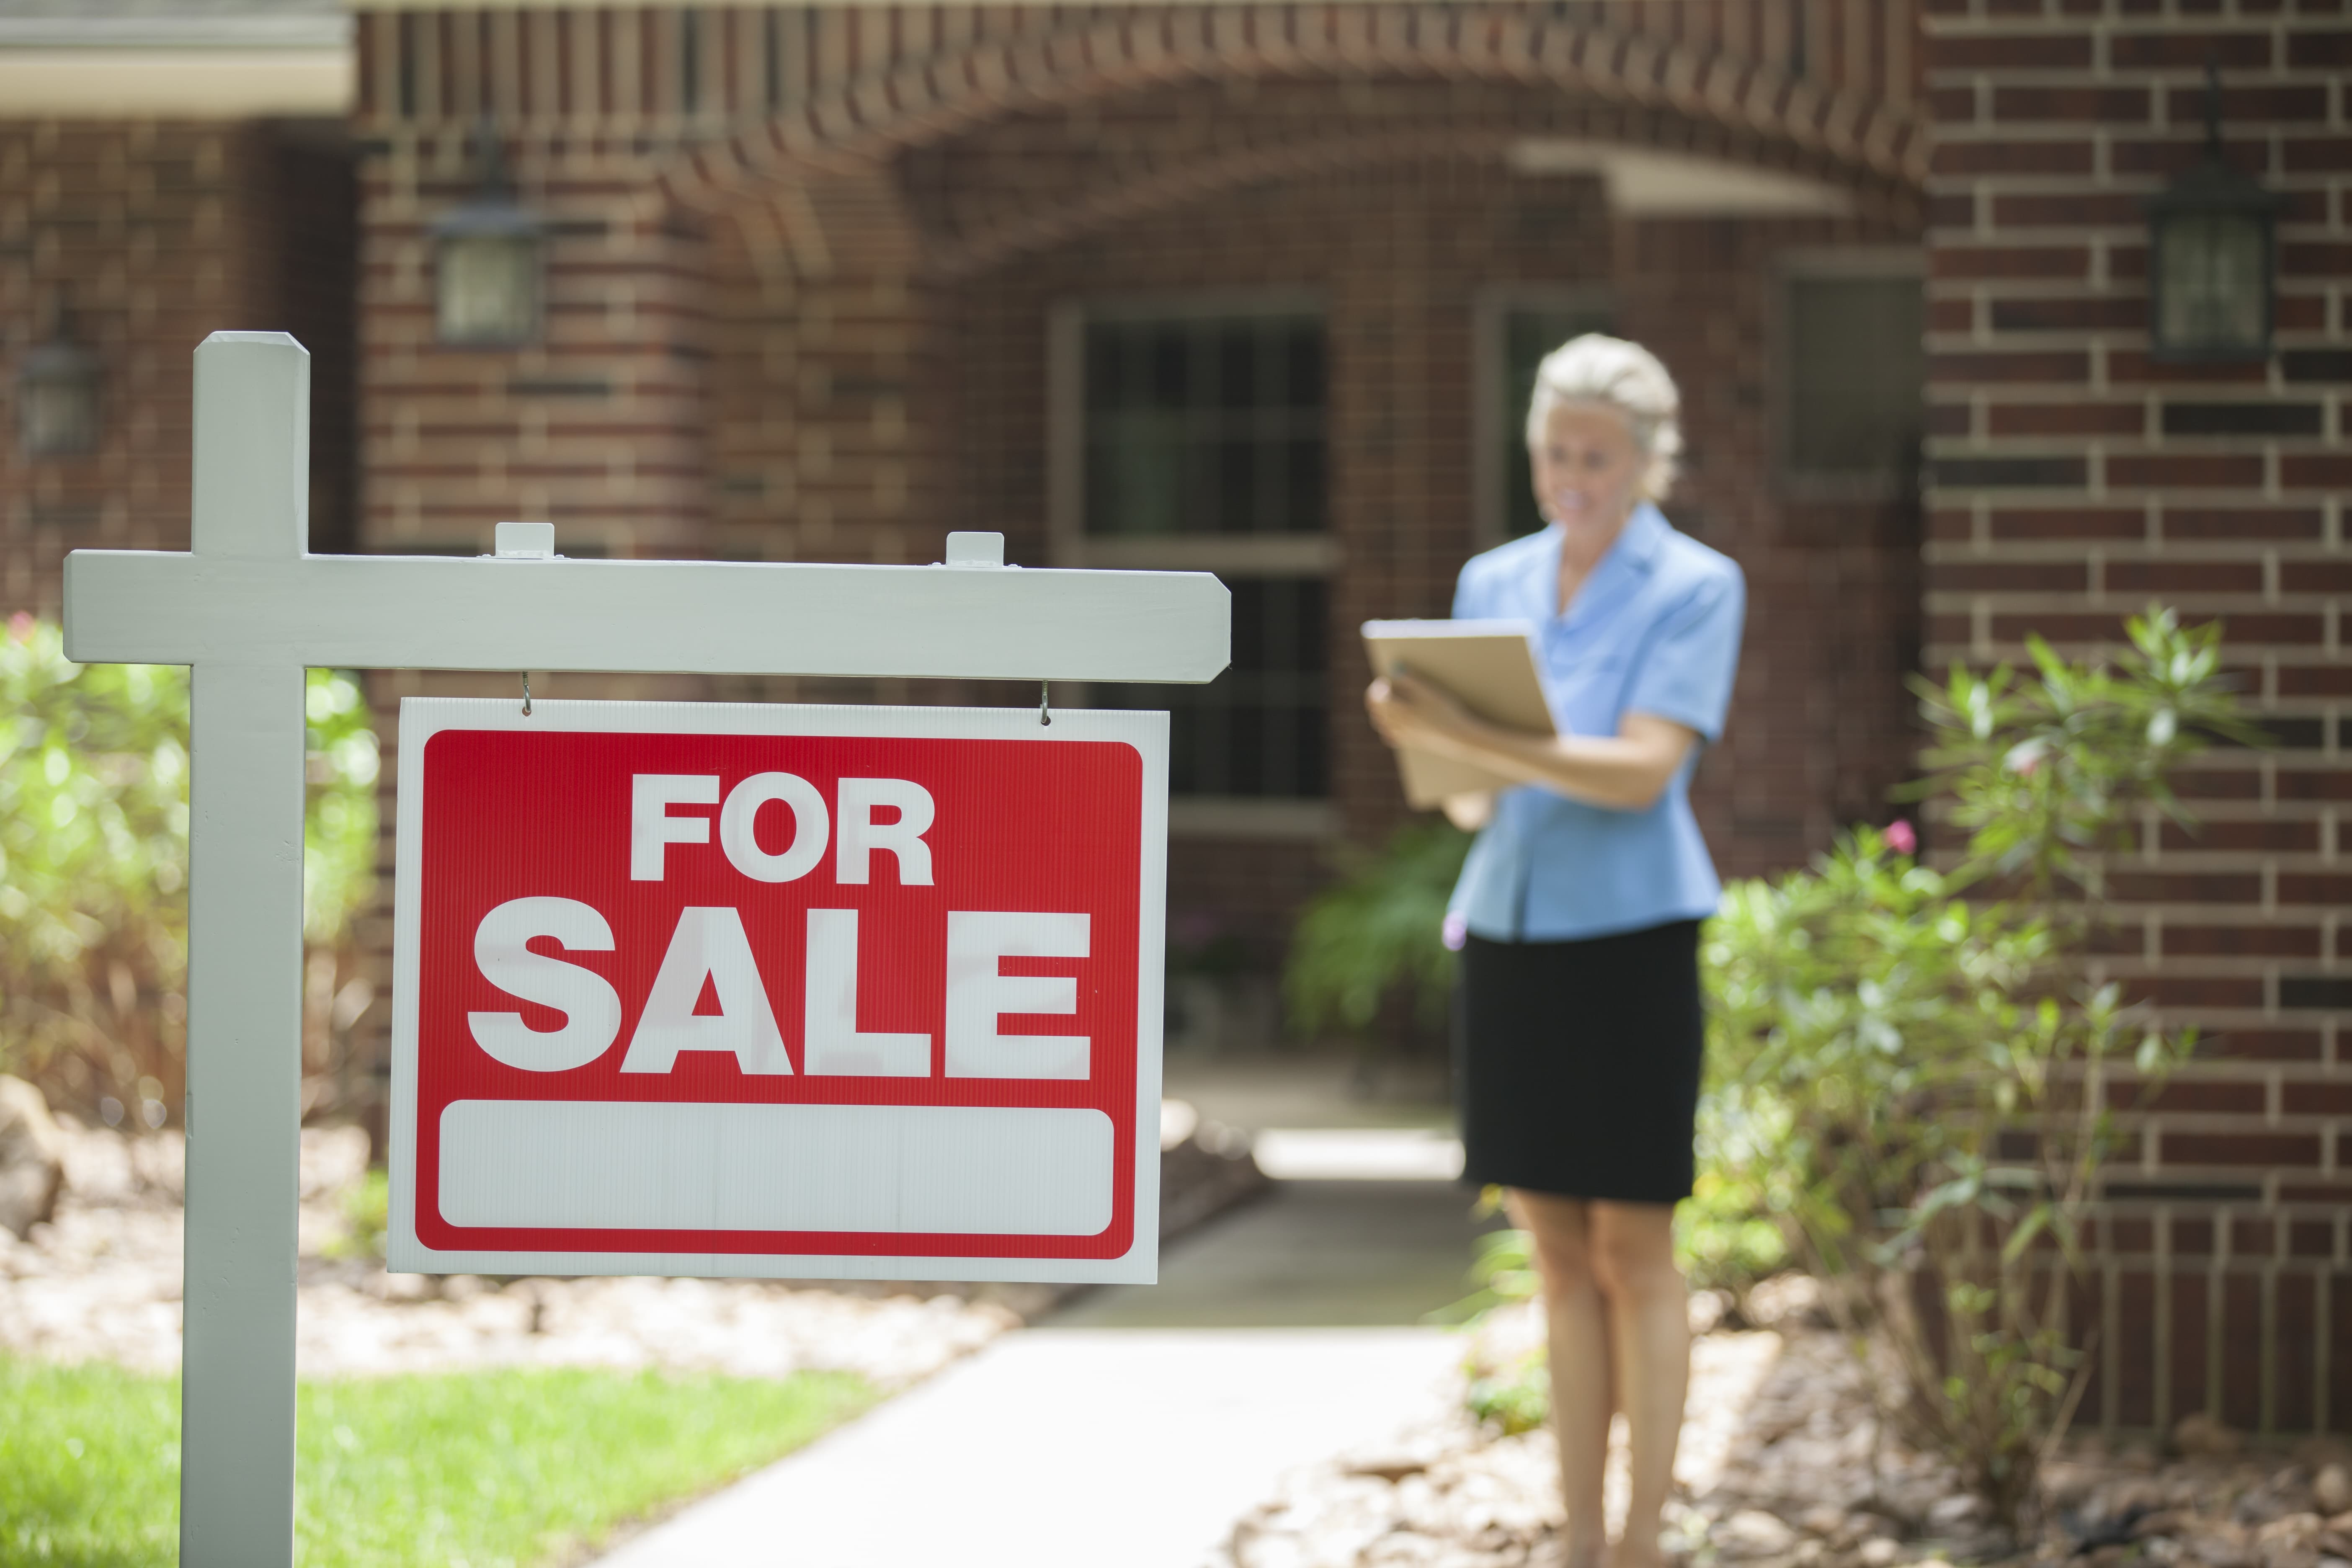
1083, 311, 1326, 539
1216, 325, 1257, 408
1218, 438, 1258, 531
1786, 276, 1924, 478
1086, 329, 1126, 413
1097, 575, 1327, 800
1282, 436, 1323, 534
1149, 326, 1189, 408
1081, 312, 1328, 799
1287, 323, 1323, 409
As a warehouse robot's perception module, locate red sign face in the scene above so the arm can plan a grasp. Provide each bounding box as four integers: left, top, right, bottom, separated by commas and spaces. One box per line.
389, 700, 1167, 1284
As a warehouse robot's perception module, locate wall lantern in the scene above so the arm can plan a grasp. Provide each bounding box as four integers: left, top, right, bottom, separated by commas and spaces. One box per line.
432, 119, 545, 348
17, 302, 102, 457
2145, 66, 2285, 363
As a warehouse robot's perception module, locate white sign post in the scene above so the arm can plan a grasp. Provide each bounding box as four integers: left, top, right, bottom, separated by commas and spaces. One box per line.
62, 331, 1228, 1568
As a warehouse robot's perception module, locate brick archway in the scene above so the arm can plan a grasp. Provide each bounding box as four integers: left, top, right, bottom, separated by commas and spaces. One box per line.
662, 1, 1926, 265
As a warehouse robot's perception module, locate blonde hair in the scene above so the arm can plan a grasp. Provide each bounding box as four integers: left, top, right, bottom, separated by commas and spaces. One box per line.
1524, 333, 1683, 502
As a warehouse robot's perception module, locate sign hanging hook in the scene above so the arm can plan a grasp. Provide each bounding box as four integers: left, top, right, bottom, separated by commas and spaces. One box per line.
1039, 681, 1052, 727
521, 673, 533, 717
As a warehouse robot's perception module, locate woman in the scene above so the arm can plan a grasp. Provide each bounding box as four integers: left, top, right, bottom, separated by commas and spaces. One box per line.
1365, 334, 1743, 1568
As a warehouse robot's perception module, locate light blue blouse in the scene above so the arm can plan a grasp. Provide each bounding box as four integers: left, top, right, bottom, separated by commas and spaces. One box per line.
1446, 503, 1746, 943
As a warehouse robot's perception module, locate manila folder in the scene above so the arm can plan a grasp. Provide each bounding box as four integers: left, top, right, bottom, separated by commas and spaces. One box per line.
1362, 619, 1555, 810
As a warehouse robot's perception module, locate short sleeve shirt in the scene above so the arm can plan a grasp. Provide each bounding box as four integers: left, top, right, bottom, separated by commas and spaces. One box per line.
1447, 503, 1747, 943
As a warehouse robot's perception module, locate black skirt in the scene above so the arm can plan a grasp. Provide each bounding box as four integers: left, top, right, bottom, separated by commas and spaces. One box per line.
1456, 919, 1705, 1206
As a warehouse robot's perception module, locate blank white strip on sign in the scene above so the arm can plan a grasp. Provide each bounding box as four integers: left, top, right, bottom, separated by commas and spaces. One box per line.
438, 1100, 1114, 1237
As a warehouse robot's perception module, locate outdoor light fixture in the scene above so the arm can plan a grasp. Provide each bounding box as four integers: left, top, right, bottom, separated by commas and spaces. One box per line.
2145, 66, 2285, 363
17, 301, 102, 456
433, 118, 545, 348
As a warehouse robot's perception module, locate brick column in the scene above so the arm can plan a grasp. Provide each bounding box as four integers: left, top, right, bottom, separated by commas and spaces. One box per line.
1924, 0, 2350, 1436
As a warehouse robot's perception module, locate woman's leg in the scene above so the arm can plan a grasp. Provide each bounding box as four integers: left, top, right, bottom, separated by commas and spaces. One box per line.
1588, 1200, 1689, 1568
1510, 1189, 1613, 1568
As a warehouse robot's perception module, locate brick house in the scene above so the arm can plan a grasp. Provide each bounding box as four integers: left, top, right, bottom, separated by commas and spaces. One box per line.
2, 0, 2347, 1436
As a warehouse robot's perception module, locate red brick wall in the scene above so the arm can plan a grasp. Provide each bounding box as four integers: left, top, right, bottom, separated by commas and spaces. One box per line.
0, 120, 357, 604
354, 133, 710, 560
1924, 0, 2352, 1436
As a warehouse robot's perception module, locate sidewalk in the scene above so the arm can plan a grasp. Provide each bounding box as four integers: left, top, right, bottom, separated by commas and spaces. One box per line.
591, 1071, 1495, 1568
590, 1327, 1464, 1568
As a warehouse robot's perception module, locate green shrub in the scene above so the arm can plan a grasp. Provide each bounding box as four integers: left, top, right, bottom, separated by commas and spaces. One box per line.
0, 617, 377, 1120
1710, 607, 2262, 1532
1282, 820, 1469, 1048
324, 1169, 391, 1262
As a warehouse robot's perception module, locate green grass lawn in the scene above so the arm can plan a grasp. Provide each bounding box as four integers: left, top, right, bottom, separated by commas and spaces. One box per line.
0, 1356, 877, 1568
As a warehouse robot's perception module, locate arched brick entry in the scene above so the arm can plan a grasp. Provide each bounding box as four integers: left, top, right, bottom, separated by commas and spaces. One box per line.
653, 1, 1926, 221
641, 2, 1925, 280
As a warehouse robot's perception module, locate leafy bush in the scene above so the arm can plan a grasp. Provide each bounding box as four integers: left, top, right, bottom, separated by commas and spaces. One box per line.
324, 1169, 392, 1262
1282, 820, 1469, 1047
0, 617, 377, 1122
1710, 607, 2260, 1532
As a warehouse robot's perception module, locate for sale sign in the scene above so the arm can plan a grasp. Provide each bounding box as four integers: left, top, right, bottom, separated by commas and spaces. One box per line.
387, 699, 1167, 1284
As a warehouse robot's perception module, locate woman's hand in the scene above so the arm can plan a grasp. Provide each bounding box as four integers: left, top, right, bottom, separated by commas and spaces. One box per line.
1364, 670, 1484, 754
1368, 667, 1697, 812
1441, 791, 1495, 831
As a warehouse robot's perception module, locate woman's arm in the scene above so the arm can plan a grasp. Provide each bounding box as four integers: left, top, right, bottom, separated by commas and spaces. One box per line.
1365, 672, 1697, 812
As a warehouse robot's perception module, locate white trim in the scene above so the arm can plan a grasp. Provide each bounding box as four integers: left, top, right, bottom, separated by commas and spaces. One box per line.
0, 51, 352, 118
1507, 139, 1856, 217
387, 696, 1168, 1286
64, 549, 1230, 684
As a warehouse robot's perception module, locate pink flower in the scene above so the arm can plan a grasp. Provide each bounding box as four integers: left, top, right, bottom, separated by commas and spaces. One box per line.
7, 612, 32, 644
1885, 819, 1917, 857
1441, 912, 1469, 953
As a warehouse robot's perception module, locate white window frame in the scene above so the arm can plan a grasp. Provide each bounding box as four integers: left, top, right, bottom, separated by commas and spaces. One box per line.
1047, 291, 1339, 841
1773, 246, 1928, 501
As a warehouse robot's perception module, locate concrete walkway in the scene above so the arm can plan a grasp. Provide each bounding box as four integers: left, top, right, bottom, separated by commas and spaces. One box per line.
592, 1101, 1500, 1568
1055, 1176, 1491, 1329
592, 1327, 1463, 1568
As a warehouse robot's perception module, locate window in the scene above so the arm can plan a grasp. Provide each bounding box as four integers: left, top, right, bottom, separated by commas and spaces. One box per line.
1781, 255, 1925, 488
1050, 300, 1333, 832
1098, 577, 1326, 800
1474, 292, 1615, 542
1081, 314, 1323, 537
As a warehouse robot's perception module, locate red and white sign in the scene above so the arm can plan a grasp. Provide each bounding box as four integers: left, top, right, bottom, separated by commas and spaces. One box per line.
388, 698, 1167, 1284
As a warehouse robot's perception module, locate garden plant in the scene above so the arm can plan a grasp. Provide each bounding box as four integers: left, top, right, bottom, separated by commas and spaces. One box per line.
0, 615, 379, 1124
